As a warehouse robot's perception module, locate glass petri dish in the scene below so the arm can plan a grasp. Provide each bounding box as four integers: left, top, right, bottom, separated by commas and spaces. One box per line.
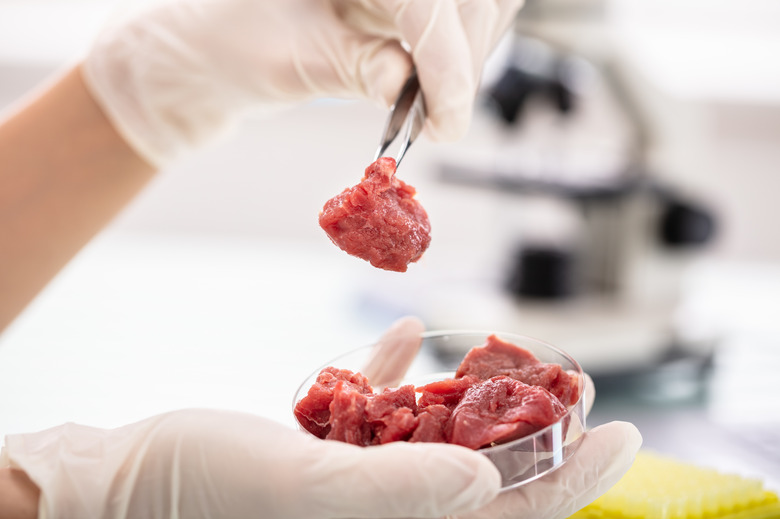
292, 330, 586, 491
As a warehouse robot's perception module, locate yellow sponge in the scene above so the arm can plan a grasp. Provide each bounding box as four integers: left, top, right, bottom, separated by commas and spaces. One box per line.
569, 451, 780, 519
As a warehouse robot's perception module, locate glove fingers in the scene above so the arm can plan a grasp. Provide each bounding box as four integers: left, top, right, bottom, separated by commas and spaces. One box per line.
385, 0, 477, 141
456, 421, 642, 519
458, 0, 525, 79
356, 37, 415, 109
491, 0, 526, 48
540, 421, 642, 519
361, 316, 425, 387
357, 0, 525, 141
455, 0, 500, 80
300, 440, 501, 518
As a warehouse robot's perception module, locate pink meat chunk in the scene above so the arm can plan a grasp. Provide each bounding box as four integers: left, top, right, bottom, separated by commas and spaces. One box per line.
367, 385, 418, 422
326, 381, 373, 445
294, 371, 421, 446
373, 407, 418, 444
410, 405, 451, 443
448, 376, 568, 449
416, 376, 478, 410
319, 157, 431, 272
455, 334, 581, 406
366, 385, 419, 444
293, 367, 372, 438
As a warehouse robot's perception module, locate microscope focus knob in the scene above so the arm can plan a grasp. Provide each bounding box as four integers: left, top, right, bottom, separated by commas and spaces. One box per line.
658, 199, 716, 247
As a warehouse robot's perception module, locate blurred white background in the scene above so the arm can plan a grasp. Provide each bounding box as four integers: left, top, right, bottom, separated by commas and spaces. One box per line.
1, 0, 779, 489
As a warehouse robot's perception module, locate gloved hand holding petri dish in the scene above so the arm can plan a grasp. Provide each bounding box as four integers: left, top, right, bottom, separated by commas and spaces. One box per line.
294, 316, 643, 519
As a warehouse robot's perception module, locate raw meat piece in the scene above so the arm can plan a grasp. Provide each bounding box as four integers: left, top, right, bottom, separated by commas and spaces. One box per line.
367, 385, 418, 422
455, 334, 581, 406
410, 405, 451, 443
293, 367, 372, 438
447, 376, 568, 449
326, 381, 373, 446
373, 407, 418, 444
294, 371, 420, 445
319, 157, 431, 272
366, 385, 419, 444
416, 376, 477, 409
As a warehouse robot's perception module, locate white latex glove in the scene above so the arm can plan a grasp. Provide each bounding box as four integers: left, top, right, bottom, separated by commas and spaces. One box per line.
83, 0, 525, 167
1, 319, 499, 518
1, 411, 504, 519
453, 421, 642, 519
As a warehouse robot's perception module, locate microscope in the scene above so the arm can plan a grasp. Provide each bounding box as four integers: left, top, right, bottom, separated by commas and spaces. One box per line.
423, 34, 717, 394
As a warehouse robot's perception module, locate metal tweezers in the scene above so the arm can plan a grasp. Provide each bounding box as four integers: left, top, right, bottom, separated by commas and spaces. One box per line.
374, 71, 426, 168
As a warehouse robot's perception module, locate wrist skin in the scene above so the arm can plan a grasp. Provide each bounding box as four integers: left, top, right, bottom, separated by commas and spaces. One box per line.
0, 468, 39, 519
0, 64, 156, 333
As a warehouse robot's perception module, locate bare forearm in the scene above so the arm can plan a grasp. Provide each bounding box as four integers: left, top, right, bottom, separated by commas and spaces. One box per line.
0, 469, 39, 519
0, 65, 156, 332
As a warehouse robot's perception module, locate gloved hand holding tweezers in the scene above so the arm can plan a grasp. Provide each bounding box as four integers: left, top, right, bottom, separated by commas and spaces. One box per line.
84, 0, 526, 168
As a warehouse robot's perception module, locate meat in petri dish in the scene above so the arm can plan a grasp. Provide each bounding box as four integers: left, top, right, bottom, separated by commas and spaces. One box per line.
446, 376, 568, 449
319, 157, 430, 272
455, 334, 581, 406
293, 367, 372, 439
294, 335, 581, 449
